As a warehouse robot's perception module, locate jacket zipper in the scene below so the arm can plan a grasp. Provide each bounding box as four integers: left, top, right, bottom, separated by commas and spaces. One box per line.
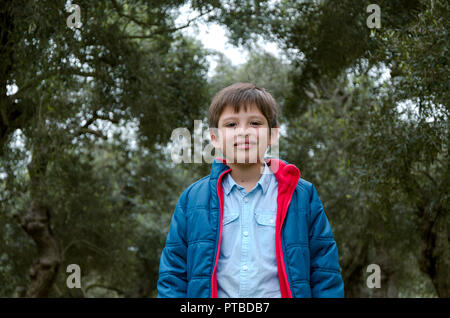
276, 164, 300, 298
211, 168, 231, 298
210, 161, 300, 298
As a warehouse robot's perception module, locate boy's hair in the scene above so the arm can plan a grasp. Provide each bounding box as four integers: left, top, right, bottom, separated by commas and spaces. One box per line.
208, 82, 279, 129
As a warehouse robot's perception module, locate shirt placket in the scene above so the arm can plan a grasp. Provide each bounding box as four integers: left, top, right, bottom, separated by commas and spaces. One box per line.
239, 189, 250, 297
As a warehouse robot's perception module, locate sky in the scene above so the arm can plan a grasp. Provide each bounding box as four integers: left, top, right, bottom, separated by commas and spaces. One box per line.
174, 4, 282, 75
192, 22, 281, 66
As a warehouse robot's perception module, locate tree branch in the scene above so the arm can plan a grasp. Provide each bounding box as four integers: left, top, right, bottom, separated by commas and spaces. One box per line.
416, 169, 437, 186
73, 110, 119, 140
76, 127, 107, 139
85, 111, 118, 127
111, 0, 159, 28
62, 239, 108, 259
15, 68, 97, 97
15, 70, 58, 95
122, 8, 215, 39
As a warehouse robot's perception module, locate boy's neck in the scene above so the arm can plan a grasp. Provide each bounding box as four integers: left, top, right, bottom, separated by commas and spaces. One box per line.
227, 161, 265, 187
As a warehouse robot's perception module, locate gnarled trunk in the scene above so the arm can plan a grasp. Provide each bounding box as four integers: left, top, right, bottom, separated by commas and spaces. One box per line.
20, 138, 60, 297
341, 239, 370, 297
21, 202, 60, 297
418, 204, 449, 298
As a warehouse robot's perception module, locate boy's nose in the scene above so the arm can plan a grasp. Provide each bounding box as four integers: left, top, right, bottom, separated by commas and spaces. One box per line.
236, 126, 247, 134
236, 124, 255, 135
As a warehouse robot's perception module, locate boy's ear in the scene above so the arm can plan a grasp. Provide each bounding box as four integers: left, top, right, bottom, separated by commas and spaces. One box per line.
209, 128, 221, 148
269, 126, 279, 146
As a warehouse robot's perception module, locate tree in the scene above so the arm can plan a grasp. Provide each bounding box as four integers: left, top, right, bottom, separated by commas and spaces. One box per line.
0, 0, 211, 297
261, 0, 449, 297
207, 0, 448, 297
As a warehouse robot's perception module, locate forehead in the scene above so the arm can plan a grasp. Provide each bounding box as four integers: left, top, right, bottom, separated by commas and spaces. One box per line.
218, 104, 266, 122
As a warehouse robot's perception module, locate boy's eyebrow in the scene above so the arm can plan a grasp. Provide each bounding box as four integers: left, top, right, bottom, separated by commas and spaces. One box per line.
221, 115, 265, 121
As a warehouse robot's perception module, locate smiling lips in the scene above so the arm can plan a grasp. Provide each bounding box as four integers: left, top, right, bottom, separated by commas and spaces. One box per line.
234, 140, 257, 149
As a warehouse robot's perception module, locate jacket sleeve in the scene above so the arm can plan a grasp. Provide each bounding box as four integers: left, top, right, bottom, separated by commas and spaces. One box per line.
157, 192, 188, 298
308, 184, 345, 298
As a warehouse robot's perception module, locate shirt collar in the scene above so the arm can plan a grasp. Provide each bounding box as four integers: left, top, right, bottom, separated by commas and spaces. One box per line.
223, 161, 272, 196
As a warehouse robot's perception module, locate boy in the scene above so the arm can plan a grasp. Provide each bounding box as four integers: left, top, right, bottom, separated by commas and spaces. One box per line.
157, 83, 344, 298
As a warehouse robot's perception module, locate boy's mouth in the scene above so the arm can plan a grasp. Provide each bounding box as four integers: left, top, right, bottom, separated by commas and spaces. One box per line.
234, 140, 257, 149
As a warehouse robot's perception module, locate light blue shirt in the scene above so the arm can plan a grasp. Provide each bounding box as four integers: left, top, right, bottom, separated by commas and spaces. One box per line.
217, 161, 281, 298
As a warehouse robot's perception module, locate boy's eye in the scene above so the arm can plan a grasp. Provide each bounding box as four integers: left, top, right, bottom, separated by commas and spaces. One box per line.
225, 122, 261, 127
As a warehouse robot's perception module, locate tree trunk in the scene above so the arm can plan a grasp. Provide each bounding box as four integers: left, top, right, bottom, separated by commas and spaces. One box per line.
20, 136, 60, 297
418, 203, 449, 298
0, 0, 14, 153
401, 158, 448, 298
0, 1, 34, 155
21, 202, 60, 297
341, 239, 370, 297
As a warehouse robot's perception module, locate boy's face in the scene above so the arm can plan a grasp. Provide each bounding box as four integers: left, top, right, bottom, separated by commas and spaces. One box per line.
210, 104, 278, 165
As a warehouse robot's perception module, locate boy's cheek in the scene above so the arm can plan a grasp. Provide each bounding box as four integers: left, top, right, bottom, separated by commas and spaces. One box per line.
257, 127, 271, 139
222, 141, 236, 157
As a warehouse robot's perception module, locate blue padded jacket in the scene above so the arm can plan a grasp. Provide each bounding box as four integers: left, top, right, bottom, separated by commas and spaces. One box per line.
157, 157, 345, 298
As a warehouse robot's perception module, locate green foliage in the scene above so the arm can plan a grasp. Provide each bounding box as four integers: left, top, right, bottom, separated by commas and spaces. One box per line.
1, 0, 447, 298
207, 0, 448, 297
1, 0, 211, 297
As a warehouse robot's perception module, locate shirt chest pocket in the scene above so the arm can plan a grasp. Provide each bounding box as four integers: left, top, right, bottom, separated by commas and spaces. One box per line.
223, 212, 239, 226
254, 210, 276, 227
254, 210, 277, 258
219, 212, 240, 259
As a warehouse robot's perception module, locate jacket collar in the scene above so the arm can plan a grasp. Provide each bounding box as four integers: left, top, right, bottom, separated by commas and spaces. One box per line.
210, 157, 301, 188
222, 161, 272, 196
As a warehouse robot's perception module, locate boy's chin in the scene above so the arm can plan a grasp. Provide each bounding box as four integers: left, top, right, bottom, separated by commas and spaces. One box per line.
223, 154, 264, 165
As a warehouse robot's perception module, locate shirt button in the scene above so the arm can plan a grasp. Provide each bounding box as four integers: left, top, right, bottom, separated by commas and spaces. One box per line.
244, 197, 248, 203
269, 219, 274, 224
242, 265, 248, 271
243, 231, 249, 237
